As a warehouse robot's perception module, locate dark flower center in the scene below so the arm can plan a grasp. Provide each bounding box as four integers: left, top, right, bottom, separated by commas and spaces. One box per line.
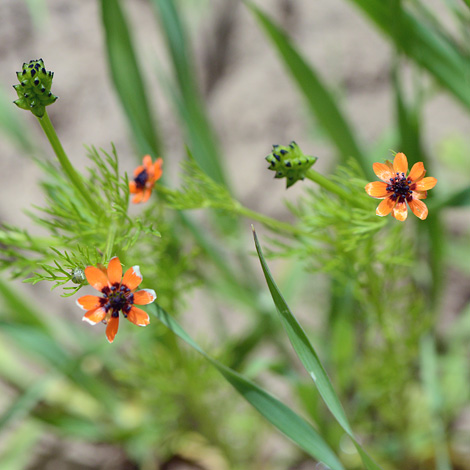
101, 284, 134, 318
386, 172, 413, 202
134, 169, 148, 189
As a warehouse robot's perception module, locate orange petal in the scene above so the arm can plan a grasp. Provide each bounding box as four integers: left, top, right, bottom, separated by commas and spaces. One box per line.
82, 307, 107, 325
133, 165, 144, 178
392, 200, 408, 221
127, 306, 150, 326
413, 190, 427, 200
415, 177, 437, 191
393, 153, 408, 175
85, 266, 109, 292
76, 295, 102, 311
408, 162, 425, 182
376, 196, 395, 216
141, 187, 153, 203
129, 181, 138, 194
365, 181, 389, 198
409, 198, 428, 220
122, 266, 143, 291
152, 158, 163, 182
107, 256, 122, 286
143, 155, 153, 171
373, 162, 394, 182
134, 288, 156, 305
106, 315, 119, 343
132, 190, 144, 204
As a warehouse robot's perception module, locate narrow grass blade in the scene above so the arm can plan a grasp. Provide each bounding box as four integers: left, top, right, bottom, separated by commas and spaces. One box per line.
0, 421, 41, 470
0, 375, 55, 430
150, 0, 228, 186
393, 66, 427, 167
253, 228, 383, 470
150, 303, 345, 470
101, 0, 162, 157
347, 0, 470, 110
0, 321, 116, 412
420, 334, 452, 470
430, 185, 470, 209
248, 3, 368, 174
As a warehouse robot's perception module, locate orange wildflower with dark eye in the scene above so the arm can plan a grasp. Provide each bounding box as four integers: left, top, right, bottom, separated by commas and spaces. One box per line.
365, 152, 437, 221
129, 155, 163, 204
76, 257, 155, 343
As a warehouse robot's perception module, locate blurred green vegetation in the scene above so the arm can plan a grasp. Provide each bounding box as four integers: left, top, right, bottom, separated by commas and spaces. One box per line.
1, 0, 470, 469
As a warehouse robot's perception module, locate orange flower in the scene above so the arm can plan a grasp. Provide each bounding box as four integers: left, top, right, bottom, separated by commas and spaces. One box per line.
129, 155, 163, 204
76, 257, 155, 343
365, 153, 437, 221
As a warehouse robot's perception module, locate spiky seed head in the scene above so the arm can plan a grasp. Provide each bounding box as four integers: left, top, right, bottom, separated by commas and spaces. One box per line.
13, 59, 58, 118
265, 141, 318, 188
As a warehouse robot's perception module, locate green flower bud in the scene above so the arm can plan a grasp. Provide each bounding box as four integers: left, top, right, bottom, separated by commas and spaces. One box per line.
13, 59, 58, 118
266, 141, 318, 188
71, 267, 86, 284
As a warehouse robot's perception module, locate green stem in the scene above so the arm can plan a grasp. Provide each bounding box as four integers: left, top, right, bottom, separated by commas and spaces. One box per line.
37, 111, 102, 215
156, 185, 305, 236
236, 205, 304, 236
305, 168, 370, 210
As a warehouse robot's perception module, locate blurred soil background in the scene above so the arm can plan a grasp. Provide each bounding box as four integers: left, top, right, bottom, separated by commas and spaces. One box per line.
1, 0, 470, 469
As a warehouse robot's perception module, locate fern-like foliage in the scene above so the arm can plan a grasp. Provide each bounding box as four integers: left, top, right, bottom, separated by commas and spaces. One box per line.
0, 145, 160, 296
161, 158, 239, 213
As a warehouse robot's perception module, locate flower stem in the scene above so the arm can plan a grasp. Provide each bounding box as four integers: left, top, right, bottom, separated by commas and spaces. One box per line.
155, 185, 305, 236
305, 168, 370, 210
37, 111, 102, 215
236, 205, 304, 236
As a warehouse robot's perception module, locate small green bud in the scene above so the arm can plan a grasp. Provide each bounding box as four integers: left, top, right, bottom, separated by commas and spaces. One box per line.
266, 141, 318, 188
13, 59, 58, 118
71, 267, 86, 284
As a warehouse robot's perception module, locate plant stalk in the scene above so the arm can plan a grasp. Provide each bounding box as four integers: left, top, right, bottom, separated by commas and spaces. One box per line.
37, 111, 102, 215
305, 168, 370, 210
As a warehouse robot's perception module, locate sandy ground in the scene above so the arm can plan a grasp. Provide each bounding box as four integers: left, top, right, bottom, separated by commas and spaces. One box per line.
1, 0, 470, 469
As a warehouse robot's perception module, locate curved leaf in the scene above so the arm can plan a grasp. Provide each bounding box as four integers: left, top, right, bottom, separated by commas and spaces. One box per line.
253, 228, 382, 470
347, 0, 470, 110
150, 303, 345, 470
248, 3, 368, 174
101, 0, 162, 157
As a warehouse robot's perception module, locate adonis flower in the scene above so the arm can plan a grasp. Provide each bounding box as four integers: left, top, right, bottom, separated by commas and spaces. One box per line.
365, 152, 437, 221
129, 155, 163, 203
76, 257, 155, 343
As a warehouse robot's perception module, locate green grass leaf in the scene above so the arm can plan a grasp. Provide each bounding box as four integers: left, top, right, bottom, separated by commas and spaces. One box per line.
348, 0, 470, 110
0, 375, 55, 431
252, 228, 383, 470
0, 322, 115, 409
150, 0, 228, 187
101, 0, 162, 157
393, 67, 427, 167
150, 303, 345, 470
248, 3, 369, 174
430, 185, 470, 209
420, 334, 452, 470
0, 421, 41, 470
